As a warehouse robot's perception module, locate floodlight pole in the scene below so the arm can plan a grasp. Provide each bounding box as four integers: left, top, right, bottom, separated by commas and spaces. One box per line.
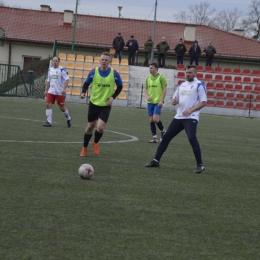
151, 0, 158, 62
118, 6, 123, 18
71, 0, 79, 54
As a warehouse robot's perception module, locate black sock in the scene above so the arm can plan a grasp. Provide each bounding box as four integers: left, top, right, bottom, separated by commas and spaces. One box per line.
150, 122, 156, 136
156, 120, 164, 131
83, 134, 92, 147
94, 130, 103, 143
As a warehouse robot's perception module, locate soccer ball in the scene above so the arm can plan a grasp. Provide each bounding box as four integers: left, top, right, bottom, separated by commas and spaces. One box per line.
78, 164, 94, 179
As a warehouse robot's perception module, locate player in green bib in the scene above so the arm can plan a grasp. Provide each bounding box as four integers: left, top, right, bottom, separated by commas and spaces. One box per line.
144, 63, 167, 143
79, 52, 123, 157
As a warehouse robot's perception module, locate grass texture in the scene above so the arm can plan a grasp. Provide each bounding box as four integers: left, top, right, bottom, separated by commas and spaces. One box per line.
0, 97, 259, 259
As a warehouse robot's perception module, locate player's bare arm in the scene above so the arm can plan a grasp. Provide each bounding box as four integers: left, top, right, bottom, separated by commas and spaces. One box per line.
45, 81, 50, 96
62, 79, 69, 94
158, 86, 167, 107
144, 86, 152, 101
172, 97, 179, 105
182, 101, 206, 116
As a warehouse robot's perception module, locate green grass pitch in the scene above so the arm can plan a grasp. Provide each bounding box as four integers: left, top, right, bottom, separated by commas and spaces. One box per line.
0, 97, 259, 259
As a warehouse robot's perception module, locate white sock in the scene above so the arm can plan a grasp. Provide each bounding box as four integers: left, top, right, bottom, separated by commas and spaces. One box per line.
153, 135, 157, 139
46, 109, 52, 124
63, 109, 71, 120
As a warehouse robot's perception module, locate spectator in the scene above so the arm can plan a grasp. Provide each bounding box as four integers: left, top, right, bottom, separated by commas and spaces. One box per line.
143, 36, 153, 67
174, 38, 187, 65
156, 37, 170, 68
204, 42, 217, 66
112, 32, 125, 63
189, 40, 201, 65
126, 35, 139, 65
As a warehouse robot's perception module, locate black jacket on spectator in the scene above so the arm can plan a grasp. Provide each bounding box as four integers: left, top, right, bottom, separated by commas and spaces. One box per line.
113, 37, 125, 51
174, 43, 187, 57
126, 40, 139, 53
189, 45, 201, 57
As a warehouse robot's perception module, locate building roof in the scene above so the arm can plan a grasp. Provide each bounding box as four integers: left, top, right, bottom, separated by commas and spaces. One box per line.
0, 6, 259, 58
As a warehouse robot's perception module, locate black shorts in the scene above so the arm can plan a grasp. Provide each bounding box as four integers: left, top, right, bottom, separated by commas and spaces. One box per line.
88, 101, 111, 123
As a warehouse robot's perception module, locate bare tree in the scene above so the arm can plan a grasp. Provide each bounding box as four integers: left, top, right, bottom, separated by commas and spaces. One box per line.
0, 1, 5, 6
188, 1, 215, 25
173, 11, 191, 23
242, 0, 260, 38
211, 8, 243, 32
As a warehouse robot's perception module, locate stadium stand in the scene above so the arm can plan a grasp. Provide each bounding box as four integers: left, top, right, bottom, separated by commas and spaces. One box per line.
58, 53, 66, 60
67, 54, 75, 61
76, 55, 84, 62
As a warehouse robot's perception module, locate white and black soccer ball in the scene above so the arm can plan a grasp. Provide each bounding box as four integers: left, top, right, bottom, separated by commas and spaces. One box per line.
78, 164, 94, 179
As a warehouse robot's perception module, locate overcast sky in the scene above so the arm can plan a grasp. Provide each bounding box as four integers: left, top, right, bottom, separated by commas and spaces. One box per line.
4, 0, 250, 22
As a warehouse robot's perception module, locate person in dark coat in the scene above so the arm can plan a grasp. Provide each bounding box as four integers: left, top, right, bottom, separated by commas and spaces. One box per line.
204, 42, 217, 66
174, 38, 187, 65
189, 40, 201, 66
126, 35, 139, 65
112, 32, 125, 63
143, 36, 153, 67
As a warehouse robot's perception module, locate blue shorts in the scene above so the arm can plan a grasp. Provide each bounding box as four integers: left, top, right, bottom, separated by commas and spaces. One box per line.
147, 103, 162, 116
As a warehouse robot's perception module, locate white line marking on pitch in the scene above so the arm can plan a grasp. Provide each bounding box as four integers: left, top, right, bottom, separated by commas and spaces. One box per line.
0, 116, 138, 144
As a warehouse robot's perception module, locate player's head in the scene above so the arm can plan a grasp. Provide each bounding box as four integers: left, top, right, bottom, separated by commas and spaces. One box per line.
52, 56, 60, 68
100, 52, 111, 70
186, 65, 197, 81
149, 63, 158, 75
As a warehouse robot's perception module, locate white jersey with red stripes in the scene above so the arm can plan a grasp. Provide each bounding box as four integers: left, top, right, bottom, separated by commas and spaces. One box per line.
47, 66, 69, 95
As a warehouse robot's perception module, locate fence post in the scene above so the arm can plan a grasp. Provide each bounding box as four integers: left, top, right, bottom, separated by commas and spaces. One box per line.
140, 84, 144, 108
248, 94, 252, 118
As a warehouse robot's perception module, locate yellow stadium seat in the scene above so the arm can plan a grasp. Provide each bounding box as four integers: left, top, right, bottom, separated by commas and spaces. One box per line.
66, 87, 71, 95
58, 53, 66, 60
59, 61, 66, 67
121, 59, 128, 66
67, 54, 75, 61
83, 71, 90, 79
66, 62, 75, 69
94, 56, 100, 63
122, 84, 128, 91
112, 65, 119, 71
66, 69, 73, 78
84, 63, 93, 71
117, 92, 127, 100
74, 71, 83, 78
85, 56, 93, 63
73, 79, 82, 87
71, 88, 81, 96
75, 62, 84, 70
120, 66, 129, 74
121, 75, 129, 83
111, 58, 119, 65
76, 55, 84, 62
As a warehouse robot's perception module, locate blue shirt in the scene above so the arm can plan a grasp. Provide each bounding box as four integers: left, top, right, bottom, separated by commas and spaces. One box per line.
85, 67, 123, 86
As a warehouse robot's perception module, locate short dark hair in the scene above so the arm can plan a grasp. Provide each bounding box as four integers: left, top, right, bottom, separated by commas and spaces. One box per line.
53, 56, 60, 62
186, 65, 197, 72
149, 62, 158, 69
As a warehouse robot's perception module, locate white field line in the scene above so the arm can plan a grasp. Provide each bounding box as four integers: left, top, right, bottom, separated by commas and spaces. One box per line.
0, 116, 138, 144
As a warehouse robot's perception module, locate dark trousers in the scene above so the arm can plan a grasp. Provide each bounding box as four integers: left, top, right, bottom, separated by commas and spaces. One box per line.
143, 52, 151, 66
206, 57, 213, 66
128, 52, 136, 65
114, 50, 122, 63
154, 118, 203, 166
177, 56, 184, 65
190, 56, 199, 65
158, 53, 166, 68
